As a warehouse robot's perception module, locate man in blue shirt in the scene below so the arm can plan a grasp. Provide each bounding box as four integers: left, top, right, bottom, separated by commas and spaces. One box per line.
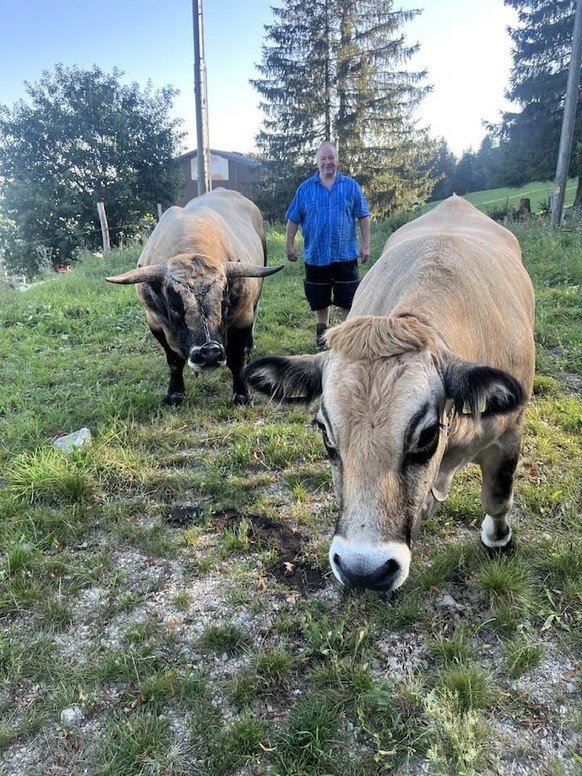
286, 141, 371, 349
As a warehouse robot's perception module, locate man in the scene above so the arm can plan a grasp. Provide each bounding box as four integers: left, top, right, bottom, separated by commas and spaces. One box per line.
286, 141, 371, 349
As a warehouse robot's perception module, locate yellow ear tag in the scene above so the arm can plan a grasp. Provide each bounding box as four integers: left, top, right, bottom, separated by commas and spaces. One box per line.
461, 398, 487, 415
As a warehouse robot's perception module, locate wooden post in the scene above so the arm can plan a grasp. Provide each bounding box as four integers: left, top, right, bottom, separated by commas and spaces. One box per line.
551, 0, 582, 227
157, 203, 163, 220
96, 202, 111, 255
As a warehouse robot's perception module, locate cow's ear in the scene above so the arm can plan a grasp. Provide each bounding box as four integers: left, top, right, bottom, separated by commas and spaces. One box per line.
245, 354, 324, 403
442, 356, 527, 417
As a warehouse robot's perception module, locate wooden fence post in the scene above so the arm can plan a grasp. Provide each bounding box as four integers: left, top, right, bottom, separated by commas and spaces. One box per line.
157, 203, 163, 220
97, 202, 111, 255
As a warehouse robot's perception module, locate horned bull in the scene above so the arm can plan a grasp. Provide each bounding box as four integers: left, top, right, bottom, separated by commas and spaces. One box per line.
245, 196, 535, 593
107, 189, 282, 405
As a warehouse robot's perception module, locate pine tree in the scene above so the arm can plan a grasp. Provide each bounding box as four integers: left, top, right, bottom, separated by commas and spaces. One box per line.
252, 0, 434, 217
496, 0, 582, 199
428, 138, 457, 201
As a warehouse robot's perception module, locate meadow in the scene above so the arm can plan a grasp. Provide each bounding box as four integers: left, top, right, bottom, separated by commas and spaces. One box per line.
451, 178, 577, 215
0, 202, 580, 775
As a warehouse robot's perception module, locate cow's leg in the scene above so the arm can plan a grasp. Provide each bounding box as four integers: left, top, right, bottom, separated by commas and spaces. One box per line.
227, 326, 252, 405
150, 327, 186, 406
477, 434, 522, 552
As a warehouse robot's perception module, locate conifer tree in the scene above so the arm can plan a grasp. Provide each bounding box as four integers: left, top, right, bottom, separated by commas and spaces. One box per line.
496, 0, 582, 201
252, 0, 434, 217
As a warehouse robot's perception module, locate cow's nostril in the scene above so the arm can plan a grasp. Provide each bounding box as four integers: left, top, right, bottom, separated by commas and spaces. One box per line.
191, 342, 225, 367
334, 554, 401, 592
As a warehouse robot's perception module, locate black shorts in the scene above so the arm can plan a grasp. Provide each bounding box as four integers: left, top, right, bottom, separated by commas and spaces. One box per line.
304, 259, 360, 311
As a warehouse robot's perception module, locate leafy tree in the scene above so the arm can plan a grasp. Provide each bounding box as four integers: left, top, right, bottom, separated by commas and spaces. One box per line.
495, 1, 582, 201
252, 0, 435, 218
0, 64, 185, 276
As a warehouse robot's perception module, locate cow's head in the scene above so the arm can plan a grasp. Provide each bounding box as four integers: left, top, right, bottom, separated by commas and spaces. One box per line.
245, 315, 525, 593
106, 254, 282, 370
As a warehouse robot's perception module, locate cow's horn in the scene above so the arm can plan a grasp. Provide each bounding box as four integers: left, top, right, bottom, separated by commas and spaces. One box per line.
224, 262, 284, 279
105, 265, 166, 285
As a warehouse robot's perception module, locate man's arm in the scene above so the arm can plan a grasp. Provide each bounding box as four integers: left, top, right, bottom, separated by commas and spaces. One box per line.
286, 219, 299, 262
358, 215, 370, 264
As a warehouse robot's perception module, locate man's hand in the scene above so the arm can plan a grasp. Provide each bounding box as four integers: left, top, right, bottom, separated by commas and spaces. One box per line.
359, 244, 370, 264
287, 245, 298, 262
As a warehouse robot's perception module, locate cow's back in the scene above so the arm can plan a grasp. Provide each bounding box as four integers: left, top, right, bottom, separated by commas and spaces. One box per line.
352, 196, 535, 391
139, 189, 264, 269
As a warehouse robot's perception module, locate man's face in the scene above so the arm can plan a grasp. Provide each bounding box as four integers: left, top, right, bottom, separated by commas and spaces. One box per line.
317, 145, 338, 179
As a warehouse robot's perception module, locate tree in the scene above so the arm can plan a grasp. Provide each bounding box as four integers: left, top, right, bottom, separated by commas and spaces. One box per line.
427, 138, 457, 201
494, 1, 582, 201
0, 64, 185, 276
252, 0, 435, 218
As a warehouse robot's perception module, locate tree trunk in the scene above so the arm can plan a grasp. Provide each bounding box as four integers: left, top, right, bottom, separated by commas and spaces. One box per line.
573, 176, 582, 208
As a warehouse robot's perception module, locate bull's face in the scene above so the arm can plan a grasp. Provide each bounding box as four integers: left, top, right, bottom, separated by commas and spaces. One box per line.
154, 270, 229, 371
106, 256, 283, 373
318, 352, 450, 592
244, 315, 526, 593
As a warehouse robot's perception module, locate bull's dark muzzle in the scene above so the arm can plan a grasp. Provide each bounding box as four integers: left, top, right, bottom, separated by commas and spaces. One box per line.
333, 553, 401, 592
189, 341, 226, 367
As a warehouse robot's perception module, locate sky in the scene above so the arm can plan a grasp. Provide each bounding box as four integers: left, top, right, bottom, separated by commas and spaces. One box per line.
0, 0, 518, 159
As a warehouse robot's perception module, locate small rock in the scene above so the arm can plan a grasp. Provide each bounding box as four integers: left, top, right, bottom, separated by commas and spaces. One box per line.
53, 428, 92, 454
436, 592, 463, 610
60, 705, 84, 727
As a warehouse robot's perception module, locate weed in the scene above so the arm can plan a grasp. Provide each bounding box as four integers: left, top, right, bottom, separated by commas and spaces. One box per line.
436, 663, 496, 713
502, 634, 545, 678
199, 623, 249, 655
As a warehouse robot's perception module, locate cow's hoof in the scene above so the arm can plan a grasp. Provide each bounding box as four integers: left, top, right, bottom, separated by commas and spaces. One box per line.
233, 393, 251, 406
481, 537, 515, 557
164, 392, 185, 406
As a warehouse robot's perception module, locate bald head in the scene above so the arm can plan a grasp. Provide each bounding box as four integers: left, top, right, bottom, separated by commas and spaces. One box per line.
316, 142, 339, 184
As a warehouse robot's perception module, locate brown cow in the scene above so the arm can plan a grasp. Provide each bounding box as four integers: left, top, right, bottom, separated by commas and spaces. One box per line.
107, 189, 282, 405
245, 196, 535, 592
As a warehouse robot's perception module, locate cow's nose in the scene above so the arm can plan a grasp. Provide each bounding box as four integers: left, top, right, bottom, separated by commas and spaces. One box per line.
328, 536, 411, 592
333, 553, 401, 591
189, 342, 225, 367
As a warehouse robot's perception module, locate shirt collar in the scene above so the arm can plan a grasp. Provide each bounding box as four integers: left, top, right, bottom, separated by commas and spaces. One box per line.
314, 171, 345, 188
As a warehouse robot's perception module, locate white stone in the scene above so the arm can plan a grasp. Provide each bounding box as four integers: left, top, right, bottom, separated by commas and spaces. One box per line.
53, 428, 92, 454
60, 705, 84, 727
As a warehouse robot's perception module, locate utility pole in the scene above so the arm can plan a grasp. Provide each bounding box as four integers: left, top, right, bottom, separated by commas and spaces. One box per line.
192, 0, 211, 195
551, 0, 582, 227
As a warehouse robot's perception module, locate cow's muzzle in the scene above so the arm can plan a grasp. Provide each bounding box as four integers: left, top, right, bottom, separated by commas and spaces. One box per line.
329, 536, 411, 592
188, 341, 226, 369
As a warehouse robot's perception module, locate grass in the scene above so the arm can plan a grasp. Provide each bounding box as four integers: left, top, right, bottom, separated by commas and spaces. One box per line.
0, 203, 580, 774
421, 178, 578, 217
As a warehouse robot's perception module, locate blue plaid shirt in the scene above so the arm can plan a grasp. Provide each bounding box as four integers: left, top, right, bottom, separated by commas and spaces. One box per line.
285, 172, 370, 266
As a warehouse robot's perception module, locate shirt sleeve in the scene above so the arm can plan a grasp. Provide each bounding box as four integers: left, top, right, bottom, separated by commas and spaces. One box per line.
353, 182, 371, 218
285, 189, 302, 223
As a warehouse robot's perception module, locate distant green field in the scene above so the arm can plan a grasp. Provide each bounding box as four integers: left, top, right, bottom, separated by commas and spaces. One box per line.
426, 178, 577, 215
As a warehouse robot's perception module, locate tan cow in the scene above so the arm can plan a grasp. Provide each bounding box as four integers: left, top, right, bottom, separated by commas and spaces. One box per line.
245, 196, 535, 592
107, 189, 282, 405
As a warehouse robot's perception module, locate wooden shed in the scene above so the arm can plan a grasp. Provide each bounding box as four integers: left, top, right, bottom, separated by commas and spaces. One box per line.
175, 148, 263, 205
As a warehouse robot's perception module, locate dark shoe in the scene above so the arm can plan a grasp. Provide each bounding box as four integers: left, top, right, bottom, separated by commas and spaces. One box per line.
316, 324, 328, 350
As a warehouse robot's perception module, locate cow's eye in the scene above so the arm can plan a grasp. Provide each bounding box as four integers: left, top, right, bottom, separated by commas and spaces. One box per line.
404, 422, 440, 466
416, 422, 440, 452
